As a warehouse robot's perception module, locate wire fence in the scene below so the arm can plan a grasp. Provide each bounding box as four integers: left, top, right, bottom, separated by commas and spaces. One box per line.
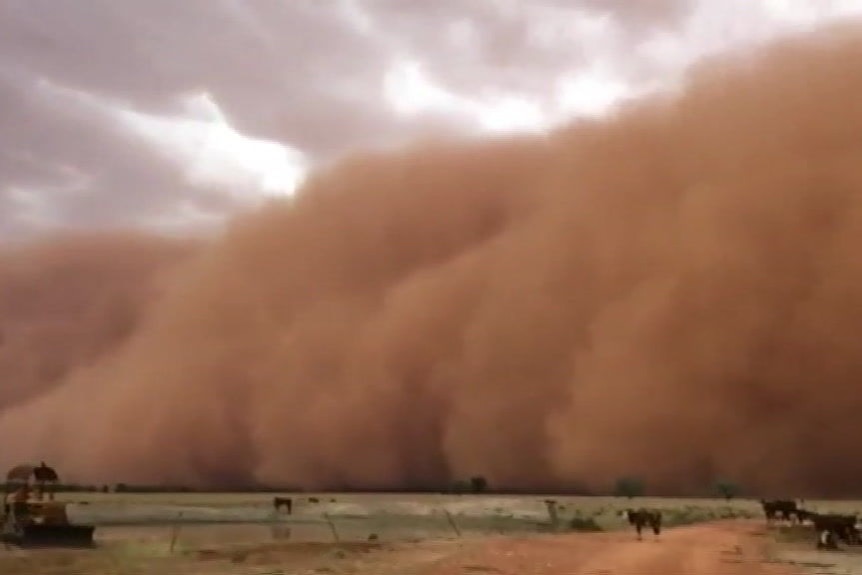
66, 496, 765, 546
70, 503, 554, 544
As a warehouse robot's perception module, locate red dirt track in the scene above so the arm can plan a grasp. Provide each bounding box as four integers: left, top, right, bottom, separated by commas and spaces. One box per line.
426, 521, 799, 575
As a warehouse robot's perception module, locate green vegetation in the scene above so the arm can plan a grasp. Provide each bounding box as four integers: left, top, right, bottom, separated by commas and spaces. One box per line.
449, 475, 490, 494
714, 480, 742, 501
449, 479, 471, 494
567, 515, 603, 532
0, 482, 103, 493
469, 476, 488, 494
613, 476, 646, 499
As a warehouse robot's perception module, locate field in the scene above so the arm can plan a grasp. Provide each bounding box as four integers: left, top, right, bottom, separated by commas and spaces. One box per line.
3, 493, 862, 574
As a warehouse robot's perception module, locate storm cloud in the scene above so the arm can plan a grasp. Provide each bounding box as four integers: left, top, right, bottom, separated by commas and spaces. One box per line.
5, 0, 859, 238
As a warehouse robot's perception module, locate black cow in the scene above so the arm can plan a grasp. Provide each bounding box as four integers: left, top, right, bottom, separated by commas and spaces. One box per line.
273, 496, 293, 514
760, 499, 799, 523
808, 512, 859, 547
794, 508, 817, 525
620, 508, 662, 541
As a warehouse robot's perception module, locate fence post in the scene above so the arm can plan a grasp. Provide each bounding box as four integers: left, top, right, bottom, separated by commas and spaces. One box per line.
323, 512, 340, 543
442, 508, 462, 538
169, 511, 183, 553
544, 500, 560, 531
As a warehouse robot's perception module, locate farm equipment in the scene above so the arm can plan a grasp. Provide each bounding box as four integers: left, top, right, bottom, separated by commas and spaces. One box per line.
1, 462, 95, 547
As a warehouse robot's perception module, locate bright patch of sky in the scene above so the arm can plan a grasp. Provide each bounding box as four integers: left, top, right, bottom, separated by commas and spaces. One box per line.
383, 1, 862, 134
35, 79, 308, 200
114, 92, 308, 198
24, 0, 862, 213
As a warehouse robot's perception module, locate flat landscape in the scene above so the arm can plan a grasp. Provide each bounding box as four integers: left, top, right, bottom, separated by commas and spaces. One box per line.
4, 493, 862, 574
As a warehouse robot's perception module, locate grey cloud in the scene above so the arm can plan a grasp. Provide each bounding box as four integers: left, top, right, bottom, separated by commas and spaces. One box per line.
0, 0, 694, 238
364, 0, 692, 99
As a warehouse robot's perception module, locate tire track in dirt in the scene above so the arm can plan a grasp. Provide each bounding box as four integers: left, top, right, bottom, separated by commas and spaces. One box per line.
424, 520, 802, 575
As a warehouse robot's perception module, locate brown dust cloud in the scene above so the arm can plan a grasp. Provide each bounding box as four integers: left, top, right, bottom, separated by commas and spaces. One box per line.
2, 24, 862, 497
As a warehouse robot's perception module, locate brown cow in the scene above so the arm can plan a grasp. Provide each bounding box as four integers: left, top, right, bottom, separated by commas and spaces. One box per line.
620, 508, 662, 540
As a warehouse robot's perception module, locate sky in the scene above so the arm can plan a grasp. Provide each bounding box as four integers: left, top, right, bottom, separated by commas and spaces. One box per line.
2, 0, 862, 240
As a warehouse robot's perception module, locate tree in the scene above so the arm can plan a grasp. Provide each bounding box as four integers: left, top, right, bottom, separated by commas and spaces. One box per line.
714, 480, 741, 501
450, 479, 470, 494
613, 476, 645, 499
469, 475, 488, 494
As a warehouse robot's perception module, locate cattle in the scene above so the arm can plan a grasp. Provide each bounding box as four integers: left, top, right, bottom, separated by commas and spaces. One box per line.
620, 508, 662, 541
795, 508, 815, 524
760, 499, 799, 523
273, 496, 293, 514
818, 528, 839, 550
807, 512, 859, 547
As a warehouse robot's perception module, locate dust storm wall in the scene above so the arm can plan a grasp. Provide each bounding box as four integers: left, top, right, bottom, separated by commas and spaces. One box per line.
1, 25, 862, 495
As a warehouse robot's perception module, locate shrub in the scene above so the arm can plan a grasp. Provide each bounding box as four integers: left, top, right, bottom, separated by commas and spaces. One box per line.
663, 508, 703, 527
613, 476, 645, 499
568, 516, 603, 532
714, 480, 742, 500
450, 479, 470, 494
469, 475, 488, 494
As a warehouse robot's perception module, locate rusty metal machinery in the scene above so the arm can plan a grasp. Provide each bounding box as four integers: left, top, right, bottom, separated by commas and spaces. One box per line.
1, 462, 95, 547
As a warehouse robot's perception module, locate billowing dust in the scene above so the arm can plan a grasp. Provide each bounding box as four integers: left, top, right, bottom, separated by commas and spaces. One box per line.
2, 24, 862, 496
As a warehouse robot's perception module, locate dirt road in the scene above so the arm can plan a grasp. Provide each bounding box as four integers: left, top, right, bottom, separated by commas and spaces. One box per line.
424, 520, 800, 575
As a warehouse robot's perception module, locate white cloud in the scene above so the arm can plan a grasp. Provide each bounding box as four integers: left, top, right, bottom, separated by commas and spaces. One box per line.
141, 198, 231, 235
36, 79, 308, 200
114, 92, 308, 198
381, 1, 862, 139
476, 95, 547, 134
384, 58, 551, 134
338, 0, 376, 38
384, 60, 468, 117
555, 68, 631, 119
7, 0, 862, 237
5, 171, 90, 229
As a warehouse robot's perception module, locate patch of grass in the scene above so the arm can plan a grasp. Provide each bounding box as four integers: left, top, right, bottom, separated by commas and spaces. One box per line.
662, 509, 705, 527
567, 516, 603, 532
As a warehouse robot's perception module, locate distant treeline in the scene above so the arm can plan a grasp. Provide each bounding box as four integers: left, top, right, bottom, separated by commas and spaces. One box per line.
0, 477, 585, 496
1, 483, 108, 493
0, 476, 772, 499
0, 483, 300, 494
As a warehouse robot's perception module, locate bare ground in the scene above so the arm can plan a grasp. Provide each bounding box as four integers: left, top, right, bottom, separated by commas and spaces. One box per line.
425, 520, 801, 575
0, 519, 812, 575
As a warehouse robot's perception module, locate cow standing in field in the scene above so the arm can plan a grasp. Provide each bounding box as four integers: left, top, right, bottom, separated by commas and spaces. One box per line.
806, 512, 859, 548
760, 499, 799, 524
273, 496, 293, 514
795, 508, 817, 525
620, 509, 662, 541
